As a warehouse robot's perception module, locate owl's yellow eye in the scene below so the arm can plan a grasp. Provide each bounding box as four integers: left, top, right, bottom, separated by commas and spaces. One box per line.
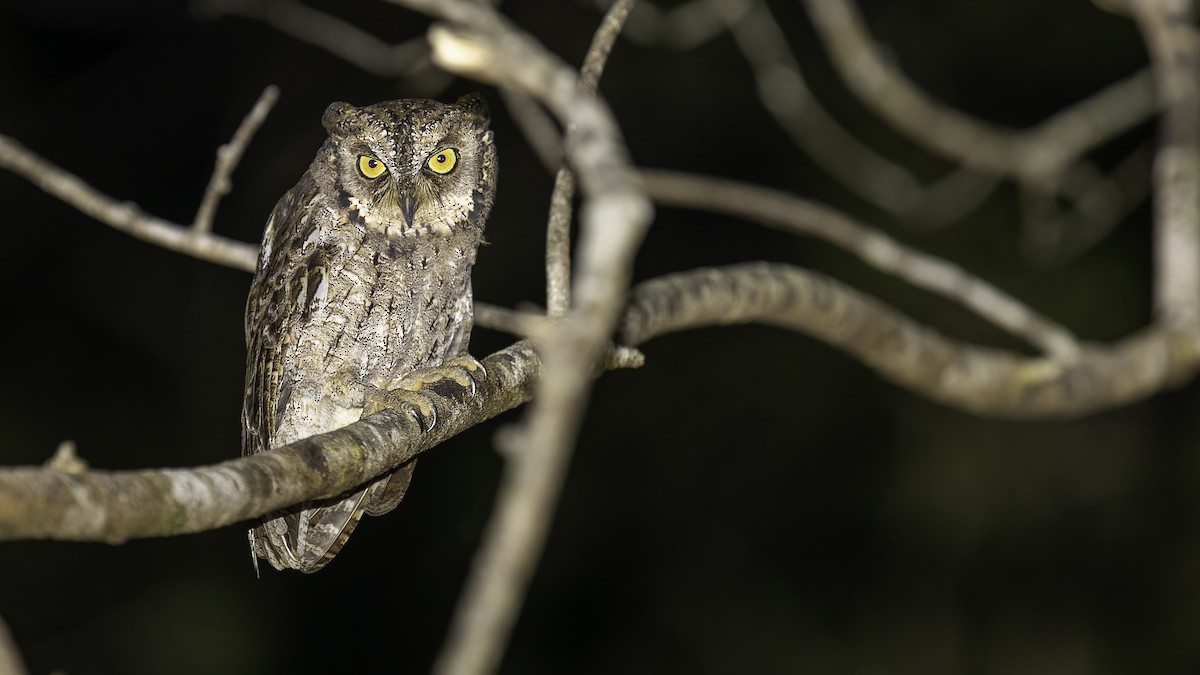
427, 148, 458, 175
358, 155, 387, 179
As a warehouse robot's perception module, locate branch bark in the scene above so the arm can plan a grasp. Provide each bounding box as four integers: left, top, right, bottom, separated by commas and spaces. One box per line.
545, 0, 638, 316
1130, 0, 1200, 329
622, 263, 1200, 417
7, 262, 1200, 542
412, 3, 654, 673
0, 342, 538, 542
642, 169, 1081, 358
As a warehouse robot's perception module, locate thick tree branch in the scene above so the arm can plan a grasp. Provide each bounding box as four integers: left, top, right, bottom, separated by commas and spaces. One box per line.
0, 342, 539, 542
8, 261, 1200, 543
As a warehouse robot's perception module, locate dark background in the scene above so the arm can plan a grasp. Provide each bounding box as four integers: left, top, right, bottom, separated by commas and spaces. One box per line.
2, 0, 1197, 673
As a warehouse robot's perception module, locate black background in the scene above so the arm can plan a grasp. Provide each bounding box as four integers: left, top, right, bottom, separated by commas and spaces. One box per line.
2, 1, 1198, 673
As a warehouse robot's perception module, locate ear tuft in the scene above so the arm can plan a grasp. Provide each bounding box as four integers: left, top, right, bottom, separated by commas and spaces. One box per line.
322, 102, 356, 135
455, 93, 490, 124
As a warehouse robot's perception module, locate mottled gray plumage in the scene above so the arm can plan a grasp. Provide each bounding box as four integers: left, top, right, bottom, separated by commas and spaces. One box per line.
242, 94, 497, 573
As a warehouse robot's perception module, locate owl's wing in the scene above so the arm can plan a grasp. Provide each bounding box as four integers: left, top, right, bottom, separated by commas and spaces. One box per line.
242, 179, 382, 574
249, 491, 370, 573
361, 459, 416, 516
249, 453, 414, 573
242, 181, 304, 464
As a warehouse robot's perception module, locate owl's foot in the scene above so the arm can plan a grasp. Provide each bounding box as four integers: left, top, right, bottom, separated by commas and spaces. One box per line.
397, 355, 487, 397
364, 356, 487, 432
363, 387, 439, 432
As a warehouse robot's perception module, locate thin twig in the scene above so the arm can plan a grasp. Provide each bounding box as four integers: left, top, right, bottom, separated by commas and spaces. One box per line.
545, 0, 638, 316
0, 134, 258, 272
800, 0, 1158, 239
193, 85, 280, 233
1021, 68, 1158, 176
473, 302, 552, 338
1022, 140, 1154, 263
544, 163, 577, 315
0, 118, 539, 336
721, 0, 927, 215
641, 169, 1081, 358
600, 0, 738, 50
801, 0, 1157, 181
499, 87, 563, 170
1129, 0, 1200, 329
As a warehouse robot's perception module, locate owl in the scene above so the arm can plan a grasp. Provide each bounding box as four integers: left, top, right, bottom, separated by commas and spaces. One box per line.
242, 94, 498, 573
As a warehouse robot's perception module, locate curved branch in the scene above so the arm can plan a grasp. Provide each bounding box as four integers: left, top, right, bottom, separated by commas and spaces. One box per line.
621, 263, 1200, 417
801, 0, 1157, 181
197, 0, 432, 78
499, 87, 563, 170
642, 169, 1081, 358
723, 0, 928, 215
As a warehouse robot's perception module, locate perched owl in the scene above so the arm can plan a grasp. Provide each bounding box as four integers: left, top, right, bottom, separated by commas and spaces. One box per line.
242, 94, 497, 573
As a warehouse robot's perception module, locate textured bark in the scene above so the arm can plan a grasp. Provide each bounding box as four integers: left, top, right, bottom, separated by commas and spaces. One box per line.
621, 263, 1200, 418
0, 342, 538, 542
5, 263, 1200, 544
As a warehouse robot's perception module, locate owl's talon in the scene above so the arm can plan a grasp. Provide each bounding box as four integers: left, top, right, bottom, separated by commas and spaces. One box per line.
449, 355, 487, 395
392, 355, 486, 398
364, 388, 438, 433
410, 402, 437, 433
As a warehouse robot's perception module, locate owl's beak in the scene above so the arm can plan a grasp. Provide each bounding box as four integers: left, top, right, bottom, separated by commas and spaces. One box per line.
401, 193, 418, 227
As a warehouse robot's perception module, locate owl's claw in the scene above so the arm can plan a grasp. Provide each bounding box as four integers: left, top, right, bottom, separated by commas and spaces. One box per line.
394, 355, 486, 399
441, 355, 486, 396
366, 356, 485, 433
363, 388, 437, 433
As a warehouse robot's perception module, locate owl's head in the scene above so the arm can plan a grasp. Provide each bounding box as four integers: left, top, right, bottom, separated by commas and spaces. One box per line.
320, 93, 497, 238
